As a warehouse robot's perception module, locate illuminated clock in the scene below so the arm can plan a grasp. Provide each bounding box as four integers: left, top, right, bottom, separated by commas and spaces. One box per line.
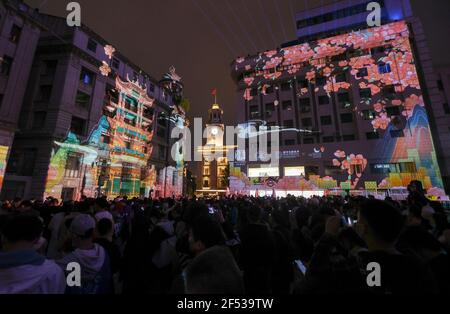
211, 127, 219, 136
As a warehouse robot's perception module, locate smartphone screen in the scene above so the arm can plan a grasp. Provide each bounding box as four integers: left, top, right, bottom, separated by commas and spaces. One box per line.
295, 260, 307, 275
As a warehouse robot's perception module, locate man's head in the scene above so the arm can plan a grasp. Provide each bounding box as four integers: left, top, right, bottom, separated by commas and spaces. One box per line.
185, 246, 244, 294
96, 218, 114, 240
189, 214, 225, 255
356, 200, 404, 250
69, 214, 96, 249
1, 215, 43, 251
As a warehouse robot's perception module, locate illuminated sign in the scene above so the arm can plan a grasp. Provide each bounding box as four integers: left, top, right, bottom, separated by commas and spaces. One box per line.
284, 166, 305, 177
248, 166, 279, 178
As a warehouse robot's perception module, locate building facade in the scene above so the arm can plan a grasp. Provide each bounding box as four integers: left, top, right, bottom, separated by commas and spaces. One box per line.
433, 66, 450, 192
196, 103, 229, 196
1, 12, 184, 201
0, 0, 42, 194
230, 0, 446, 198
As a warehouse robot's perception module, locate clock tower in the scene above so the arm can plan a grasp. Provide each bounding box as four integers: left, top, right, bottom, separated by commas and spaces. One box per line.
198, 103, 229, 195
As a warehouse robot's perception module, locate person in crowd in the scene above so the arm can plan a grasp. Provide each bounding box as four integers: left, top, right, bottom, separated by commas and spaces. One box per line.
356, 199, 438, 294
238, 205, 276, 294
0, 191, 447, 295
57, 214, 112, 294
0, 214, 66, 294
184, 245, 244, 294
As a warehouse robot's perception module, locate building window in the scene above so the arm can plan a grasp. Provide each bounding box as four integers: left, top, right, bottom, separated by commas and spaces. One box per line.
281, 82, 291, 91
80, 67, 95, 85
87, 38, 97, 53
359, 88, 372, 99
65, 153, 82, 178
203, 167, 210, 176
386, 106, 401, 117
316, 76, 326, 86
101, 134, 110, 144
298, 79, 308, 88
70, 116, 86, 136
1, 55, 13, 75
299, 98, 311, 113
335, 72, 347, 83
362, 110, 376, 120
282, 100, 292, 110
382, 85, 396, 98
112, 57, 120, 69
265, 85, 274, 94
38, 85, 52, 102
366, 131, 379, 140
9, 24, 22, 43
6, 148, 37, 176
338, 92, 351, 107
323, 136, 334, 143
304, 137, 314, 144
203, 178, 210, 188
443, 103, 450, 114
302, 118, 312, 127
318, 95, 329, 105
249, 105, 259, 119
320, 115, 332, 125
284, 139, 296, 146
284, 120, 294, 128
340, 113, 353, 123
357, 67, 368, 78
124, 140, 131, 150
343, 134, 355, 141
265, 103, 275, 116
437, 80, 444, 91
32, 111, 46, 129
75, 90, 91, 108
378, 63, 392, 74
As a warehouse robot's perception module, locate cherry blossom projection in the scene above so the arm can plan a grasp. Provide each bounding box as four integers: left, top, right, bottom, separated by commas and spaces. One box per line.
231, 20, 444, 193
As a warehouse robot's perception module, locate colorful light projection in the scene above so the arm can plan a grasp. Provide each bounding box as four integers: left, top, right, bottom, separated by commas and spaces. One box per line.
44, 75, 167, 200
0, 146, 9, 192
233, 20, 444, 192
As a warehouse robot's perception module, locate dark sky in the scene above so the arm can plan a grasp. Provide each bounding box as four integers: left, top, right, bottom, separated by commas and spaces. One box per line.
25, 0, 450, 126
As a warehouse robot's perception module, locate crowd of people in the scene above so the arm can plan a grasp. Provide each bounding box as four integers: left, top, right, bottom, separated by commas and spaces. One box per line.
0, 182, 449, 295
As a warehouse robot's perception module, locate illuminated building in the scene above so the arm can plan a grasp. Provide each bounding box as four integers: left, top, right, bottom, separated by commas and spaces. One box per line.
433, 66, 450, 192
1, 12, 180, 200
196, 102, 230, 196
230, 0, 447, 197
0, 1, 43, 195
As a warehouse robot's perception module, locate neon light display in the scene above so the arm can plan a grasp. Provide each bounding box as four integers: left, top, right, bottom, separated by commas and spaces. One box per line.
0, 146, 9, 192
231, 21, 444, 194
44, 75, 178, 200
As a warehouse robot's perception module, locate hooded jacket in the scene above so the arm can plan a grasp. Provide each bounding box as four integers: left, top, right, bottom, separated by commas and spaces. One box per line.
57, 244, 111, 294
0, 249, 66, 294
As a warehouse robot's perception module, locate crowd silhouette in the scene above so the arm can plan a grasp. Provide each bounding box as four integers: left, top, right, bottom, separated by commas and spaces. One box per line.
0, 183, 449, 295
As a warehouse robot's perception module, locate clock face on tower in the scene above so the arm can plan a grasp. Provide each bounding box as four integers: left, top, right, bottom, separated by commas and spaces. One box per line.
211, 127, 219, 136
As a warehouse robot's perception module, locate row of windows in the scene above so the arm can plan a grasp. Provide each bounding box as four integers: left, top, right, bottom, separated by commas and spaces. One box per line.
278, 131, 381, 146
250, 71, 395, 100
296, 0, 385, 29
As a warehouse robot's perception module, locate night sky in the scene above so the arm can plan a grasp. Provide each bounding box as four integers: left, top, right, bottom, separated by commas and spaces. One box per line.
25, 0, 450, 126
